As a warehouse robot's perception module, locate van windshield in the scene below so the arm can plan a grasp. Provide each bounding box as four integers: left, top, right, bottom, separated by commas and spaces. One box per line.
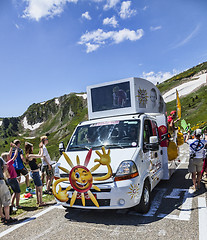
67, 120, 140, 150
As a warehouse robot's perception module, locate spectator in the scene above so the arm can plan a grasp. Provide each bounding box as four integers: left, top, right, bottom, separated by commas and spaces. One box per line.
25, 142, 46, 207
40, 136, 53, 194
167, 111, 180, 142
11, 139, 31, 192
0, 155, 17, 224
201, 134, 207, 179
1, 143, 22, 210
186, 129, 207, 191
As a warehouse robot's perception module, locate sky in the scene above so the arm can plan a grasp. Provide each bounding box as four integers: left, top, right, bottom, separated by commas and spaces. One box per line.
0, 0, 207, 117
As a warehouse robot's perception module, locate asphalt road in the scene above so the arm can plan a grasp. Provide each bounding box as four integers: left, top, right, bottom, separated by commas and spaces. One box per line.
0, 151, 207, 240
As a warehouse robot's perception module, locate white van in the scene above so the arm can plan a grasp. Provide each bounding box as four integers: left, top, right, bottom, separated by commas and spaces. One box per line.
53, 77, 178, 213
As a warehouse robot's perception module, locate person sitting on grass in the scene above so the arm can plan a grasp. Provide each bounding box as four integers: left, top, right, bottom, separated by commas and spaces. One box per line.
0, 155, 17, 225
1, 143, 22, 210
25, 142, 46, 207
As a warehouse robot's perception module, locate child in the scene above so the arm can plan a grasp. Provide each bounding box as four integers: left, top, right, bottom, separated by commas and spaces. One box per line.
25, 142, 46, 207
0, 156, 17, 224
1, 143, 21, 209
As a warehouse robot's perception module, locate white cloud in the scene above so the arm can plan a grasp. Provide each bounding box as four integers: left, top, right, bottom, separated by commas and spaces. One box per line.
85, 43, 100, 53
104, 0, 120, 10
103, 16, 118, 28
142, 6, 148, 11
119, 1, 136, 19
78, 28, 144, 53
142, 70, 179, 84
172, 24, 200, 49
150, 26, 162, 31
15, 23, 20, 29
82, 11, 91, 20
22, 0, 78, 21
113, 28, 144, 43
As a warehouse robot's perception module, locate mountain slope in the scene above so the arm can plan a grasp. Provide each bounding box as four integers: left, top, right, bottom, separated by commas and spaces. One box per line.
1, 61, 207, 160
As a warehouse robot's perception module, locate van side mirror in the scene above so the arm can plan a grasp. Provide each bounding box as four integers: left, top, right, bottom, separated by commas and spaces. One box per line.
144, 136, 159, 151
59, 141, 65, 155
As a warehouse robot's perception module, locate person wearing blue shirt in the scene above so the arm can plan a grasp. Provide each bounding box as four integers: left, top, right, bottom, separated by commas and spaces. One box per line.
11, 140, 31, 192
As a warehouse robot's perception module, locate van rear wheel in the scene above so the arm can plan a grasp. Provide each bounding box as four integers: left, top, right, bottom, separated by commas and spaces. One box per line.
134, 181, 151, 213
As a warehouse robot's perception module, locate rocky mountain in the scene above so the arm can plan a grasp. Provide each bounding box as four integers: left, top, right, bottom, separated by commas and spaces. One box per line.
0, 61, 207, 160
0, 93, 88, 160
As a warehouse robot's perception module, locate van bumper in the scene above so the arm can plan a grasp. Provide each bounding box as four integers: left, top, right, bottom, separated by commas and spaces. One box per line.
56, 176, 142, 210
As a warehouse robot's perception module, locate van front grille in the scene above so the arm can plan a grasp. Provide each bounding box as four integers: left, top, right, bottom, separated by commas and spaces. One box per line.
66, 198, 110, 207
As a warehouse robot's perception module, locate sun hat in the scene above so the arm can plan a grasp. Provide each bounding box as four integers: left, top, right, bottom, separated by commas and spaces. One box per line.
194, 129, 202, 136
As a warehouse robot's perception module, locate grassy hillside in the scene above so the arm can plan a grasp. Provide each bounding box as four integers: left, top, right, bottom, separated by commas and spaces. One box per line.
158, 61, 207, 93
166, 84, 207, 130
1, 61, 207, 161
0, 94, 88, 161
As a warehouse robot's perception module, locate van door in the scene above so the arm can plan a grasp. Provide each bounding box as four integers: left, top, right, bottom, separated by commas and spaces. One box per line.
143, 119, 162, 189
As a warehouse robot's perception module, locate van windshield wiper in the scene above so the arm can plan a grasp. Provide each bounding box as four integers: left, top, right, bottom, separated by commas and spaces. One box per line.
93, 143, 124, 149
69, 146, 90, 151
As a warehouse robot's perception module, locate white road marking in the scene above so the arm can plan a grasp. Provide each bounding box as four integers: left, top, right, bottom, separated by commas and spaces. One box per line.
164, 188, 182, 199
198, 197, 207, 240
158, 189, 193, 221
0, 204, 60, 238
143, 188, 166, 217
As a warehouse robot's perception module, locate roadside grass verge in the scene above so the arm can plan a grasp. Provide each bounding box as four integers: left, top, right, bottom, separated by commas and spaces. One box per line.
10, 180, 55, 217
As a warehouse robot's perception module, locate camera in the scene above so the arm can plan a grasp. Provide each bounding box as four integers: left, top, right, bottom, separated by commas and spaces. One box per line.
190, 152, 196, 159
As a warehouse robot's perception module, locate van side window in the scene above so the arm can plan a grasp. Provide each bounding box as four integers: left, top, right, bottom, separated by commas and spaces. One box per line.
151, 120, 158, 137
143, 120, 153, 144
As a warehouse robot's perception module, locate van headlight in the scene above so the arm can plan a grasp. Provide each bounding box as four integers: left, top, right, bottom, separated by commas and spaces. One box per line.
114, 160, 139, 181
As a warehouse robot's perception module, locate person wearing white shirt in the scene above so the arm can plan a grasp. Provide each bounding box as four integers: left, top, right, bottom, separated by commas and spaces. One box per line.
186, 129, 207, 191
40, 136, 54, 194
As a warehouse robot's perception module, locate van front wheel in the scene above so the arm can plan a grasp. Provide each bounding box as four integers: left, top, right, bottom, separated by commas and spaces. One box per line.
134, 181, 151, 213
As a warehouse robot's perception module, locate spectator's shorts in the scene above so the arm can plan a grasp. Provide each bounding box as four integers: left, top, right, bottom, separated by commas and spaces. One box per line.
7, 178, 21, 193
0, 180, 11, 207
41, 165, 54, 176
16, 168, 28, 177
188, 158, 203, 173
30, 171, 42, 187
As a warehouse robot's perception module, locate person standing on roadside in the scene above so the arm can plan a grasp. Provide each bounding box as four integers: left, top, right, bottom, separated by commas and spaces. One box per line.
25, 142, 46, 207
40, 136, 54, 194
1, 143, 22, 209
186, 129, 207, 191
167, 110, 180, 142
11, 139, 31, 192
0, 155, 17, 224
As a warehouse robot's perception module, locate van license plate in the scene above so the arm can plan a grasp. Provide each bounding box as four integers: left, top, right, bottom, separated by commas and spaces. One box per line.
76, 192, 96, 200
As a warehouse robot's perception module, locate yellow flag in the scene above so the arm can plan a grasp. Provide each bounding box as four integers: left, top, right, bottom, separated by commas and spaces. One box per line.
176, 89, 181, 119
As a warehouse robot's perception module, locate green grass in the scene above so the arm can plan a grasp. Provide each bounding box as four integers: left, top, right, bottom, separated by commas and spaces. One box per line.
10, 181, 55, 217
166, 85, 207, 130
157, 61, 207, 93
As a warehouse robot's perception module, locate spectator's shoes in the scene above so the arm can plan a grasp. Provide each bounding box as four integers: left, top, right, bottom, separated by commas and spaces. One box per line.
43, 190, 52, 195
1, 217, 5, 223
4, 217, 18, 225
16, 205, 23, 209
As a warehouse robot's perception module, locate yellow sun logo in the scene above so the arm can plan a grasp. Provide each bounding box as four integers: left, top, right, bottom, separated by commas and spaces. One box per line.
52, 147, 112, 207
136, 88, 148, 105
128, 184, 139, 199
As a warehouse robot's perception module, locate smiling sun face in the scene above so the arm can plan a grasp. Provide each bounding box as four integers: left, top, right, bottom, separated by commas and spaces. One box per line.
53, 147, 112, 208
69, 166, 93, 193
